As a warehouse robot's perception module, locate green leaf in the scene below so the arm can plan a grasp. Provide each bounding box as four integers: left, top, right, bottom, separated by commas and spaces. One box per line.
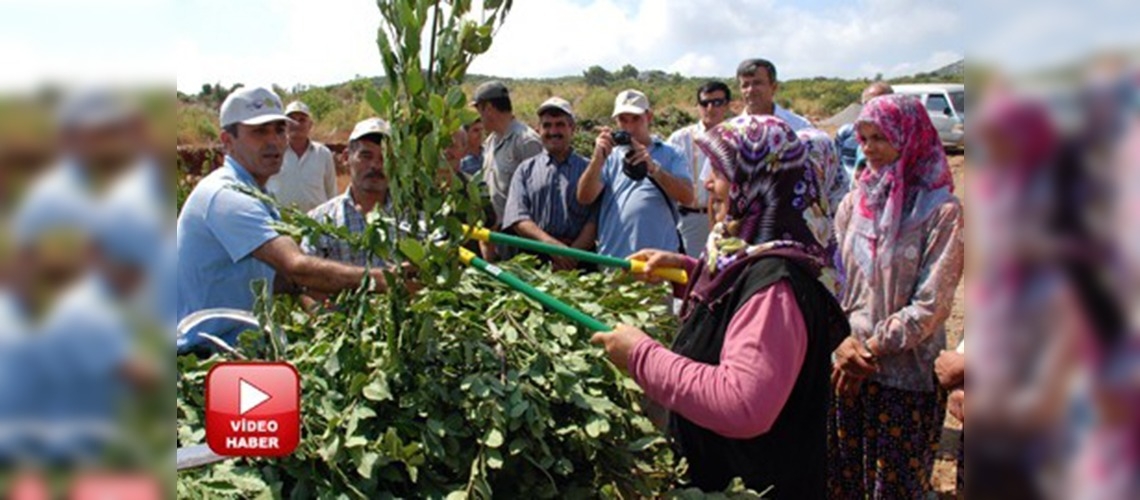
585, 416, 611, 438
486, 449, 504, 469
362, 374, 392, 402
627, 435, 664, 452
483, 428, 504, 449
406, 67, 425, 95
357, 451, 379, 479
508, 399, 529, 419
365, 86, 387, 115
398, 238, 426, 267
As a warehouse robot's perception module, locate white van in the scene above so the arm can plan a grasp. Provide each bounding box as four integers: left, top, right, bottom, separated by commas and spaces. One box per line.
892, 84, 965, 149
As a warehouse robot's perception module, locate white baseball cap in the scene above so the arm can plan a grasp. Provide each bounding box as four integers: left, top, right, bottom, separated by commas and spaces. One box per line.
349, 117, 391, 141
284, 100, 311, 117
219, 87, 293, 128
612, 89, 650, 117
56, 88, 137, 129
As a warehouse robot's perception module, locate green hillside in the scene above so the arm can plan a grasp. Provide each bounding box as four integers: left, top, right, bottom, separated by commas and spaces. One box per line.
177, 61, 965, 146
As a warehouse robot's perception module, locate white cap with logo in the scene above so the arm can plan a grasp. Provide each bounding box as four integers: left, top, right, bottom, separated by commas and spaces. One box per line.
219, 87, 293, 128
349, 117, 391, 141
612, 89, 650, 117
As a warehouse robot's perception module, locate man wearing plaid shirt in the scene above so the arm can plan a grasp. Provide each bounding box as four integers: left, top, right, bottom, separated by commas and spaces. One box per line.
302, 118, 391, 267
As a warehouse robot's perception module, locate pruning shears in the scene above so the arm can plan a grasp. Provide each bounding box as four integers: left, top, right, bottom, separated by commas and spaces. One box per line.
462, 225, 688, 285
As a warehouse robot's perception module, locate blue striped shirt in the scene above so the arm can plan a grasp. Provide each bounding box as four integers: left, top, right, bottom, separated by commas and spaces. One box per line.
502, 150, 597, 242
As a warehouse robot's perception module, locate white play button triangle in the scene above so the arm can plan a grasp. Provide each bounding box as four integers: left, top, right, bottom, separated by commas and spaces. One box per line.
239, 379, 271, 415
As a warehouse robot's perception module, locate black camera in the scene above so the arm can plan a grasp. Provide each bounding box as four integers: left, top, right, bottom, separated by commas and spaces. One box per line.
611, 131, 648, 180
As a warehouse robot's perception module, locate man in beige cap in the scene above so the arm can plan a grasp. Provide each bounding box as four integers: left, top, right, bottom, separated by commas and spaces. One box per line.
303, 118, 393, 268
471, 80, 543, 260
577, 89, 694, 258
266, 100, 338, 213
502, 97, 597, 271
178, 89, 404, 324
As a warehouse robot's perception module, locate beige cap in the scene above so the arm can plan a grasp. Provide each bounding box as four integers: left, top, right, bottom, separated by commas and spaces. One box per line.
536, 97, 574, 120
349, 117, 391, 141
284, 100, 311, 117
612, 89, 650, 117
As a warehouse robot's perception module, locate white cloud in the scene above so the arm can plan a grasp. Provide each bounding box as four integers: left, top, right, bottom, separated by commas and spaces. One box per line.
469, 0, 962, 81
175, 0, 383, 93
171, 0, 966, 93
0, 0, 176, 91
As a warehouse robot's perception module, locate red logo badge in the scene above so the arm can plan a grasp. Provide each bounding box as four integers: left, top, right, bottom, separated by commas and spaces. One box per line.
206, 362, 300, 457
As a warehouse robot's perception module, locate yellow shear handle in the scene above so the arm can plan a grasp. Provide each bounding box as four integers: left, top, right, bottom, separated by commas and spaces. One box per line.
463, 225, 492, 242
458, 246, 478, 265
628, 260, 689, 285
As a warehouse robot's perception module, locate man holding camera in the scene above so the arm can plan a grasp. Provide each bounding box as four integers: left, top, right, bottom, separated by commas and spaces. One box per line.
576, 89, 694, 259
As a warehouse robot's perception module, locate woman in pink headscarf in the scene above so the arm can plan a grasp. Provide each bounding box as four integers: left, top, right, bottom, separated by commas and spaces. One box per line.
828, 94, 965, 498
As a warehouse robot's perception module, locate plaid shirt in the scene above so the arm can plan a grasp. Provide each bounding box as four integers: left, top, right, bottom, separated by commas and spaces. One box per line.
302, 187, 387, 268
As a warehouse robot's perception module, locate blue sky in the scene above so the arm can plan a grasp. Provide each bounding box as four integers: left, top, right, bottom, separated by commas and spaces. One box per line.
29, 0, 1137, 94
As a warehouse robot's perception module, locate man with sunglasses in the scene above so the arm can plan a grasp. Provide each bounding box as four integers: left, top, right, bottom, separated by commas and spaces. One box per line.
698, 59, 815, 195
667, 81, 732, 257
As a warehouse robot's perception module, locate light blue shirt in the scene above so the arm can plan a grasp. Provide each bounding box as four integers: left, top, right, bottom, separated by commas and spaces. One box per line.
11, 158, 94, 247
596, 139, 690, 258
176, 157, 280, 322
103, 160, 176, 330
835, 123, 865, 187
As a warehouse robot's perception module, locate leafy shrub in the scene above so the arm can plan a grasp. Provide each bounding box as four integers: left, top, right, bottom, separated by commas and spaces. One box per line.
177, 258, 687, 498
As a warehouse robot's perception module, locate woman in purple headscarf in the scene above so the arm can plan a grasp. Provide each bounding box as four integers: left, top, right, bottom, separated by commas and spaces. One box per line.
591, 116, 848, 497
828, 94, 964, 498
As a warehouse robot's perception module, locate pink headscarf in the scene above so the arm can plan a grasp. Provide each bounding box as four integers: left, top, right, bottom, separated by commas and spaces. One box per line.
850, 94, 955, 283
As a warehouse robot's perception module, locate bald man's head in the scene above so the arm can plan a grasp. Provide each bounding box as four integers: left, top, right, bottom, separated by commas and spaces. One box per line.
861, 82, 894, 104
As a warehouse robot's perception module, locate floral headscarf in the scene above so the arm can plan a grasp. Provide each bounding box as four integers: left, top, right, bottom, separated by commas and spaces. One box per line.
797, 128, 846, 293
798, 127, 848, 217
850, 94, 954, 285
687, 115, 831, 309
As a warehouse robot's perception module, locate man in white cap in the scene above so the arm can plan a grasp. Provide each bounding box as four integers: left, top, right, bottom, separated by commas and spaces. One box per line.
471, 80, 543, 260
577, 89, 694, 259
177, 88, 398, 325
10, 87, 144, 316
303, 118, 392, 268
266, 100, 338, 213
502, 97, 597, 271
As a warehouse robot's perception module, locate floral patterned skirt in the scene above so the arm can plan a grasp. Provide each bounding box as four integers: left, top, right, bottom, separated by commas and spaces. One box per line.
828, 380, 946, 499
